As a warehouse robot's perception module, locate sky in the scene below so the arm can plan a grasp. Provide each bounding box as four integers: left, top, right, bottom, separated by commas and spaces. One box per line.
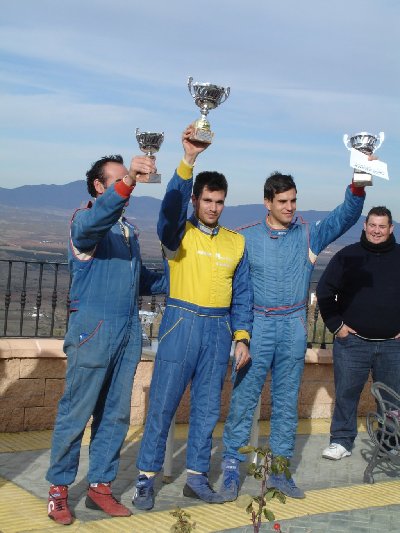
1, 0, 399, 218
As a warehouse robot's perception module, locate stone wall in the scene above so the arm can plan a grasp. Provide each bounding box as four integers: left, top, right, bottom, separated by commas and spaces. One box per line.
0, 339, 375, 432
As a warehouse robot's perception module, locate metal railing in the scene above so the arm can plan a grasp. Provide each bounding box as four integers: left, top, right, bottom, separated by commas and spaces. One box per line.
1, 259, 71, 338
0, 259, 333, 346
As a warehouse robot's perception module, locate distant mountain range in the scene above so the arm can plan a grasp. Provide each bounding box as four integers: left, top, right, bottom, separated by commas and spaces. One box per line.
0, 180, 395, 246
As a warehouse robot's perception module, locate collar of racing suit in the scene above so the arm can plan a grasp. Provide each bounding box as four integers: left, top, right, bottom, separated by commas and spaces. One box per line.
189, 213, 220, 236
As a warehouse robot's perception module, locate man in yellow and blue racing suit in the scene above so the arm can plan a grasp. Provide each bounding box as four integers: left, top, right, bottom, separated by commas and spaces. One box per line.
133, 125, 253, 510
220, 171, 366, 501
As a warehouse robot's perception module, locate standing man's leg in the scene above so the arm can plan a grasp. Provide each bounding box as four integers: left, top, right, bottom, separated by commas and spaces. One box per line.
372, 339, 400, 397
322, 335, 372, 460
184, 315, 231, 503
85, 324, 142, 517
88, 323, 141, 482
266, 312, 306, 498
133, 307, 199, 510
47, 360, 106, 486
220, 315, 273, 501
46, 327, 111, 524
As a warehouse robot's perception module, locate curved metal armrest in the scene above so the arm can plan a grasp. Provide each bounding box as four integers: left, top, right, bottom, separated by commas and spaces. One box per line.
368, 382, 400, 454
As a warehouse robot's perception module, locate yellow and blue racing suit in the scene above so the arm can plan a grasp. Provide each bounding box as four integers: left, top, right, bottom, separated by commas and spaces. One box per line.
137, 160, 253, 473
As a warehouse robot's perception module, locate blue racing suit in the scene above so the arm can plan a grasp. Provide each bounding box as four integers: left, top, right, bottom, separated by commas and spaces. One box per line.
223, 184, 365, 460
137, 160, 253, 474
47, 179, 165, 486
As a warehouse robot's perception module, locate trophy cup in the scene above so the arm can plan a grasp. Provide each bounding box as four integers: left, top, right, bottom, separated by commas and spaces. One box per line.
187, 76, 230, 144
135, 129, 164, 183
343, 131, 384, 187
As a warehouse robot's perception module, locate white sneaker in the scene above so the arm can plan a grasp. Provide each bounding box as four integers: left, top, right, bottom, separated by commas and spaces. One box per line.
322, 443, 351, 460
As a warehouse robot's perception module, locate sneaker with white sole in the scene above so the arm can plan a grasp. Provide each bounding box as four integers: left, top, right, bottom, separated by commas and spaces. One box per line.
322, 443, 351, 460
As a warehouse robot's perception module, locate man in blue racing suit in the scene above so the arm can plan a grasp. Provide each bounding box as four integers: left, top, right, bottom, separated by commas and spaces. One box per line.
132, 125, 253, 510
220, 171, 366, 500
46, 153, 165, 525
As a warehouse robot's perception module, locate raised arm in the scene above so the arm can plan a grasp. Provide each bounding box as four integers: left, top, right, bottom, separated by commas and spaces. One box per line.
72, 155, 155, 251
309, 184, 365, 258
157, 125, 209, 252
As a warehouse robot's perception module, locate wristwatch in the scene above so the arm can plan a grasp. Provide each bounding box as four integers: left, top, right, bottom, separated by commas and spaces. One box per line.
236, 338, 250, 348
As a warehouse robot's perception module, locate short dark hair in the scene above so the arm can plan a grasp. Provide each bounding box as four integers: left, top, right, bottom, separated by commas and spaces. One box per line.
366, 206, 393, 225
86, 154, 124, 197
192, 171, 228, 199
264, 171, 297, 201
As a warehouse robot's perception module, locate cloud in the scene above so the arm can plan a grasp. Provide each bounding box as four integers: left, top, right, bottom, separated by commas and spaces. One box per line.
0, 0, 399, 217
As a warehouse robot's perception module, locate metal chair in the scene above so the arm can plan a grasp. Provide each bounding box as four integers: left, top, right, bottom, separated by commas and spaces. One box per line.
364, 382, 400, 483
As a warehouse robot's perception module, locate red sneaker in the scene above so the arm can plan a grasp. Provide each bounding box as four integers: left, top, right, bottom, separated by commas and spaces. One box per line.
86, 483, 132, 517
48, 485, 73, 525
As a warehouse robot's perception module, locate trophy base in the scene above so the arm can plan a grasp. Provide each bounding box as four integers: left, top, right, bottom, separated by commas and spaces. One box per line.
190, 127, 214, 144
353, 171, 373, 187
136, 173, 161, 184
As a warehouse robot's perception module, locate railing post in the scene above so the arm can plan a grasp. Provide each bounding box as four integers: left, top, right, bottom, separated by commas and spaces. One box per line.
34, 263, 44, 336
19, 262, 28, 336
3, 261, 12, 336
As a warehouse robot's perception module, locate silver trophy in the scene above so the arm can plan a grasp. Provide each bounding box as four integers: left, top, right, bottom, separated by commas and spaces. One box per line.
343, 131, 384, 187
135, 129, 164, 183
187, 76, 230, 144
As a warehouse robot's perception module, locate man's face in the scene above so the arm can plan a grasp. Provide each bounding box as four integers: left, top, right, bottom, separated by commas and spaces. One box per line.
364, 214, 393, 244
94, 162, 128, 197
264, 188, 297, 228
192, 186, 226, 228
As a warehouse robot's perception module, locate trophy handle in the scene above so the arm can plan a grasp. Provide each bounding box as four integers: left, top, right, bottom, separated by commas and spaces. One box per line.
375, 132, 385, 150
187, 76, 195, 97
343, 134, 351, 151
219, 86, 231, 104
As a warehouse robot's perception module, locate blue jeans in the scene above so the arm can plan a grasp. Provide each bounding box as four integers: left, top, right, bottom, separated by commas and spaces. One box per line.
46, 314, 142, 485
223, 309, 307, 460
331, 334, 400, 450
137, 300, 232, 473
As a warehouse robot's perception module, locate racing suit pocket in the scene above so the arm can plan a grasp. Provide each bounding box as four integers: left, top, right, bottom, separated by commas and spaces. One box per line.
224, 318, 233, 337
292, 315, 308, 360
215, 317, 234, 364
157, 315, 186, 362
158, 317, 184, 344
65, 319, 111, 368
